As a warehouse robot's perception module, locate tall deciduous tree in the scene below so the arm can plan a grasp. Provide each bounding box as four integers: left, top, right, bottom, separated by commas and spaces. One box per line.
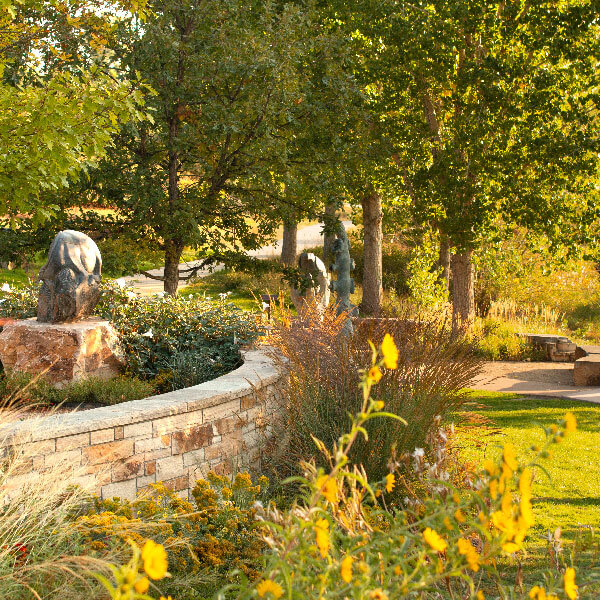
90, 0, 362, 294
352, 0, 600, 332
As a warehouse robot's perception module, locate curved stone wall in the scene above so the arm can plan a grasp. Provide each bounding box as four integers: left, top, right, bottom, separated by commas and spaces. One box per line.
2, 348, 283, 501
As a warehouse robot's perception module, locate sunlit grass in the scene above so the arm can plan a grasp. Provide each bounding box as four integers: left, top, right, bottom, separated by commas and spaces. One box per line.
456, 391, 600, 594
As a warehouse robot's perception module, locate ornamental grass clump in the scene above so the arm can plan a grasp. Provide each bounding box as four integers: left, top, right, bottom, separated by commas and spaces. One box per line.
0, 404, 115, 599
220, 335, 591, 600
265, 302, 483, 488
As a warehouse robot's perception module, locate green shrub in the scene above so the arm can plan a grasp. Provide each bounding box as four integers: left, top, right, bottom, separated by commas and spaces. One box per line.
265, 306, 482, 488
0, 281, 38, 319
0, 281, 262, 393
474, 319, 546, 361
97, 283, 263, 387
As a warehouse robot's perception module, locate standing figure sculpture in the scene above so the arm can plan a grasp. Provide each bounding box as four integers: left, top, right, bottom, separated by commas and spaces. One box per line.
37, 230, 102, 323
290, 252, 330, 320
329, 223, 358, 336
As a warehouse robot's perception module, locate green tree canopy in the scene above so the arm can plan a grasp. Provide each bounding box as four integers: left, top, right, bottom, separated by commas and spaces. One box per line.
350, 0, 600, 330
85, 0, 363, 293
0, 0, 147, 223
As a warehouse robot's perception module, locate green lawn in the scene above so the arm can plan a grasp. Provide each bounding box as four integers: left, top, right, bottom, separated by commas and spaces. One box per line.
456, 391, 600, 595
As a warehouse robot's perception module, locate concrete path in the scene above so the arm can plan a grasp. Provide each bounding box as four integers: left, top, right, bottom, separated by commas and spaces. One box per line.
122, 221, 353, 296
474, 361, 600, 404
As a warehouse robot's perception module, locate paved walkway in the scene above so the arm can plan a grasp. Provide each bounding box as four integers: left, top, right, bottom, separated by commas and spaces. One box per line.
474, 361, 600, 404
123, 221, 353, 296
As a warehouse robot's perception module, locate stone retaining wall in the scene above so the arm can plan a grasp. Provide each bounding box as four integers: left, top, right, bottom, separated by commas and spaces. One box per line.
2, 348, 284, 501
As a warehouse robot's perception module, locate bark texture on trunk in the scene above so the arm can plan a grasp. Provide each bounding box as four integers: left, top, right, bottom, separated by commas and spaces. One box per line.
360, 191, 383, 315
164, 240, 183, 296
281, 218, 298, 266
323, 202, 336, 265
439, 235, 451, 291
451, 250, 475, 336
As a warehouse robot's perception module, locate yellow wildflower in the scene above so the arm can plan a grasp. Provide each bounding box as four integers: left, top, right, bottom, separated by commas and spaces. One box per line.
564, 567, 578, 600
489, 479, 499, 500
315, 518, 330, 557
316, 475, 338, 504
368, 365, 383, 384
257, 579, 284, 599
491, 510, 517, 538
564, 412, 577, 433
369, 589, 389, 600
477, 592, 485, 600
393, 564, 402, 576
484, 459, 498, 476
457, 537, 480, 572
141, 539, 168, 580
160, 596, 174, 600
340, 555, 353, 583
385, 473, 395, 493
134, 577, 150, 594
529, 586, 547, 600
454, 509, 466, 523
503, 443, 518, 472
519, 468, 532, 500
423, 528, 447, 553
443, 516, 453, 530
381, 334, 398, 369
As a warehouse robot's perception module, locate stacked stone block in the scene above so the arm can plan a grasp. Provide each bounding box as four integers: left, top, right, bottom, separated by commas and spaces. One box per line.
2, 349, 284, 501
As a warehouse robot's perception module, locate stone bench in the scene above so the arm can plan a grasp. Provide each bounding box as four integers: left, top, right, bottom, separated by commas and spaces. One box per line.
519, 333, 577, 362
574, 354, 600, 386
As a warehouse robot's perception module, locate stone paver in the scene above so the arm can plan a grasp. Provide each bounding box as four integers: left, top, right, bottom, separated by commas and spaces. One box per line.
123, 221, 353, 296
474, 361, 600, 404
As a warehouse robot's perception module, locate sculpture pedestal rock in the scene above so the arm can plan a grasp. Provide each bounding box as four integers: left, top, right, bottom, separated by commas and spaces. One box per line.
0, 318, 123, 386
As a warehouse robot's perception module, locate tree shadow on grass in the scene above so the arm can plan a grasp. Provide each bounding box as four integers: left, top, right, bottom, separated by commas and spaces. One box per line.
468, 396, 600, 431
534, 496, 600, 508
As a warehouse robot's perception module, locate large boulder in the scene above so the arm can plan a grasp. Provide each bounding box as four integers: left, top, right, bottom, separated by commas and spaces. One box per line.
0, 318, 123, 386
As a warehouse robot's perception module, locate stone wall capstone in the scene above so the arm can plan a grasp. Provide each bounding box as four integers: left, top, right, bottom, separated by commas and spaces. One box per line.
1, 348, 284, 501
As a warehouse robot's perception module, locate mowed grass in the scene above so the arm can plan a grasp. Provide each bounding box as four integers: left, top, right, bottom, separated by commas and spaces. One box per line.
455, 391, 600, 594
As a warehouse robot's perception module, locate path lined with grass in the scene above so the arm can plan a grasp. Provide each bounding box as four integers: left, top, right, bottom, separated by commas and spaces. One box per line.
124, 220, 353, 295
475, 362, 600, 404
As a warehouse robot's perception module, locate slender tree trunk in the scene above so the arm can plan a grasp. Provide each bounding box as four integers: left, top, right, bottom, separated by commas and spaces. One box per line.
451, 250, 475, 336
281, 217, 298, 266
360, 190, 383, 315
323, 202, 336, 265
439, 235, 451, 290
164, 239, 183, 296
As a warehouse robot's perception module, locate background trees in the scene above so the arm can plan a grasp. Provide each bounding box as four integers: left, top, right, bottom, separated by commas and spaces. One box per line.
351, 0, 600, 331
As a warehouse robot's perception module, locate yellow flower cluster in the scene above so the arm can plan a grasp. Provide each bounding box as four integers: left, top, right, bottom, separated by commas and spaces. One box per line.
257, 579, 283, 598
315, 518, 330, 557
422, 527, 447, 553
457, 537, 480, 572
487, 445, 534, 553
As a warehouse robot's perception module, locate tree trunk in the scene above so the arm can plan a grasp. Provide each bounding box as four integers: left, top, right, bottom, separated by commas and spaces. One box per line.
281, 218, 298, 266
451, 250, 475, 336
164, 240, 183, 296
360, 190, 383, 315
323, 202, 336, 265
439, 235, 451, 291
